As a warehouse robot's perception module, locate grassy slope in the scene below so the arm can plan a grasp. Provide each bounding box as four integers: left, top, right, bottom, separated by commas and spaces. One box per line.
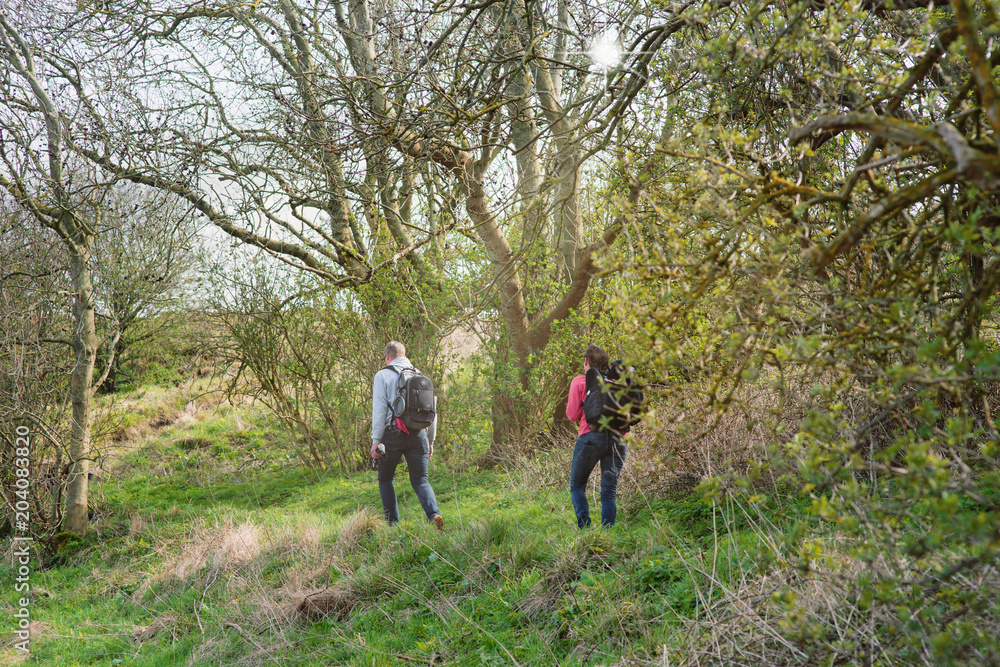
2, 384, 797, 667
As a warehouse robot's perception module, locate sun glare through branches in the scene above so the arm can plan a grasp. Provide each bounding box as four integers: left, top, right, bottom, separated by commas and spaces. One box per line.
589, 29, 621, 70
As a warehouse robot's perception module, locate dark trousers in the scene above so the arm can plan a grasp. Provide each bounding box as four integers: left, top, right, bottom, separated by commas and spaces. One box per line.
569, 430, 626, 528
378, 430, 440, 524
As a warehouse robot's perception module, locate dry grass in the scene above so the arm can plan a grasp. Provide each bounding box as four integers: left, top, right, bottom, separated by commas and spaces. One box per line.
253, 561, 365, 629
294, 582, 358, 621
622, 375, 817, 500
0, 621, 48, 649
275, 520, 325, 560
216, 522, 262, 564
0, 621, 49, 665
333, 508, 383, 555
130, 613, 180, 644
510, 446, 571, 491
659, 538, 1000, 666
154, 517, 262, 583
129, 512, 147, 538
0, 652, 26, 666
94, 377, 231, 452
522, 530, 613, 617
185, 629, 294, 667
133, 509, 389, 635
154, 513, 335, 589
275, 518, 393, 626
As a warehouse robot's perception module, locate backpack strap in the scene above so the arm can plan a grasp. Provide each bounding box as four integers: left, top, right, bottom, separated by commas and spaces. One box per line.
382, 365, 405, 420
584, 367, 605, 396
382, 364, 421, 421
382, 364, 418, 375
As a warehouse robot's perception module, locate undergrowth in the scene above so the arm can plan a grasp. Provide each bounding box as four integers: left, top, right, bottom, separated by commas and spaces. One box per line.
0, 381, 789, 666
3, 380, 995, 666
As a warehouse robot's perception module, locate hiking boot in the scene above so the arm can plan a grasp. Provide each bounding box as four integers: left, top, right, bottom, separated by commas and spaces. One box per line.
433, 514, 444, 532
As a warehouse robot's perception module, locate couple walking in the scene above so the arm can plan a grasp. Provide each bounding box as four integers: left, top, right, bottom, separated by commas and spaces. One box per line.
369, 341, 628, 530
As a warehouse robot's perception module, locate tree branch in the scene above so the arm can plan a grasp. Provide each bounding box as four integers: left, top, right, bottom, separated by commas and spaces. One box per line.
811, 169, 957, 273
526, 176, 644, 350
791, 113, 1000, 188
90, 329, 121, 397
951, 0, 1000, 142
73, 148, 352, 283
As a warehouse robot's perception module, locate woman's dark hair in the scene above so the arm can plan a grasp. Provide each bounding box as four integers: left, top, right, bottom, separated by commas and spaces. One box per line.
584, 344, 610, 371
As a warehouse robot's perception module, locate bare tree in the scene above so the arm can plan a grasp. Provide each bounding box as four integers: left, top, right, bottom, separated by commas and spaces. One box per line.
0, 8, 141, 533
91, 184, 203, 392
34, 0, 688, 446
0, 206, 74, 535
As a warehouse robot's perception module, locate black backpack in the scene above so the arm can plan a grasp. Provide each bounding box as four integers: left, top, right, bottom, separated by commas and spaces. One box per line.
583, 361, 644, 432
385, 365, 436, 431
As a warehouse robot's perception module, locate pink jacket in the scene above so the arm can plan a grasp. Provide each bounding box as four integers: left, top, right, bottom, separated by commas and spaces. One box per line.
565, 374, 591, 437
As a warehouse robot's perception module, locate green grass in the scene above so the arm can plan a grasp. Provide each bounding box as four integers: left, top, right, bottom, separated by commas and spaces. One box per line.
4, 385, 800, 666
14, 376, 997, 666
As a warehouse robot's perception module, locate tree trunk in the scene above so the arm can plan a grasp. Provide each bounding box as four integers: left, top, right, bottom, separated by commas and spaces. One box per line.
64, 240, 97, 534
508, 65, 546, 244
0, 13, 98, 533
534, 61, 583, 284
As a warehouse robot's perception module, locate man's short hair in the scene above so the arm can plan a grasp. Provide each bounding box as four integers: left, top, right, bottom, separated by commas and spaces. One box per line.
385, 341, 406, 359
584, 344, 610, 371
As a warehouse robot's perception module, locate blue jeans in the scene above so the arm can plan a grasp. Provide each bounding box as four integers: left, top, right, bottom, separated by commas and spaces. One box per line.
378, 430, 440, 524
569, 430, 626, 528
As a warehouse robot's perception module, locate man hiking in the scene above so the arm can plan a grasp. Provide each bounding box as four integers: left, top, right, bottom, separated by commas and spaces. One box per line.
370, 341, 444, 531
565, 343, 627, 528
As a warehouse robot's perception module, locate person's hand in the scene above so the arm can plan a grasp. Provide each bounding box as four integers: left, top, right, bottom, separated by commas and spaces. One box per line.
370, 442, 383, 458
428, 443, 434, 459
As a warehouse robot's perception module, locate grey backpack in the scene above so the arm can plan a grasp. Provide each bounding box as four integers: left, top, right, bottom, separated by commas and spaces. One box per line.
384, 365, 436, 431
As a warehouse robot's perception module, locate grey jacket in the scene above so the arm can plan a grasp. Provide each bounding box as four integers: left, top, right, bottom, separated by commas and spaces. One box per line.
371, 356, 436, 445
